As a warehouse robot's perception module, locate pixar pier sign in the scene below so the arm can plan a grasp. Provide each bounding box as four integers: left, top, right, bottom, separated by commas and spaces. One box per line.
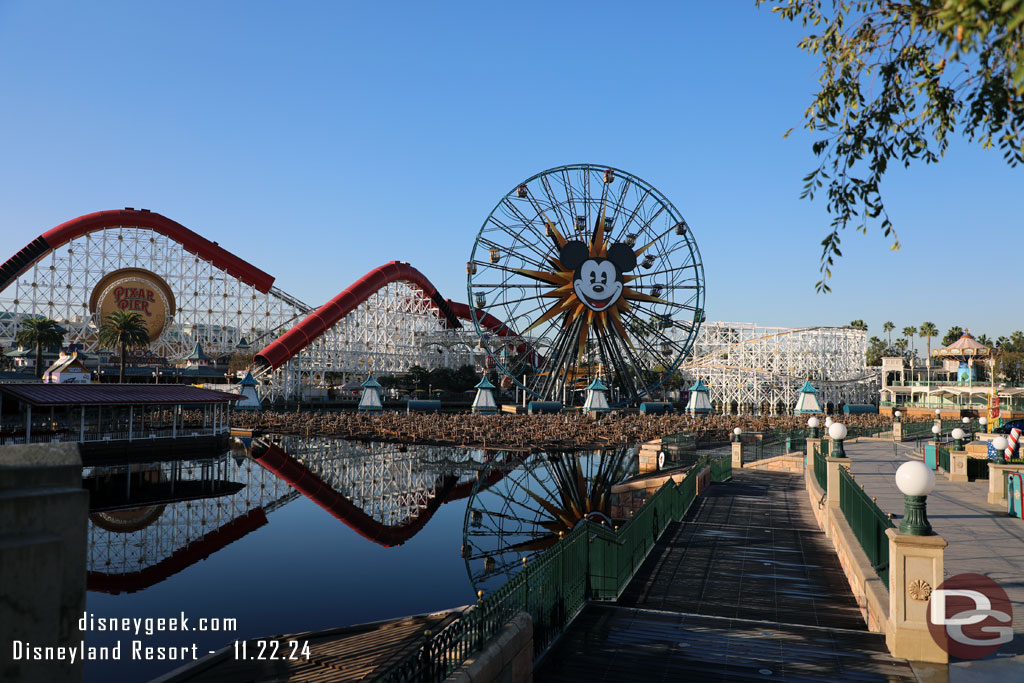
89, 268, 176, 343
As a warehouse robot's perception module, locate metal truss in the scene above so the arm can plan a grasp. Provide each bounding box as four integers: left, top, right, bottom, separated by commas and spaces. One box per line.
260, 281, 479, 401
0, 226, 309, 360
677, 322, 879, 414
86, 455, 298, 580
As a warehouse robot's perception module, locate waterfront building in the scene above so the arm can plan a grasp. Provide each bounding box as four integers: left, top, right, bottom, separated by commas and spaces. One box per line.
234, 371, 261, 410
42, 352, 91, 384
358, 374, 384, 411
684, 379, 711, 415
471, 376, 497, 413
582, 378, 610, 414
794, 380, 822, 414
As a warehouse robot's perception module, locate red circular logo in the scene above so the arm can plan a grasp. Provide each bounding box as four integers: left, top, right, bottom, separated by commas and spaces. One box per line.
926, 573, 1013, 659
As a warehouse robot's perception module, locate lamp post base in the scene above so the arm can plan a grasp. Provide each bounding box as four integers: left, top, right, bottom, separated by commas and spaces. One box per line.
899, 494, 932, 536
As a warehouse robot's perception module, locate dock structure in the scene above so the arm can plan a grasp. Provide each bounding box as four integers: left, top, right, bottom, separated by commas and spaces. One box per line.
536, 469, 918, 681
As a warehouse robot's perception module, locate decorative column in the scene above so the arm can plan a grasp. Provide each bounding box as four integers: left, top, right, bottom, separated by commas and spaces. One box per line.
731, 428, 743, 469
886, 461, 948, 663
892, 410, 903, 441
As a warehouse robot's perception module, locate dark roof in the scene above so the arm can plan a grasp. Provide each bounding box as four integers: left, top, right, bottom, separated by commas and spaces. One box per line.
184, 342, 212, 361
0, 383, 240, 406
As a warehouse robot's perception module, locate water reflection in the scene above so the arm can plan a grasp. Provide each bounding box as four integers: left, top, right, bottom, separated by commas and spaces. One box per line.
86, 452, 298, 594
462, 447, 637, 595
249, 436, 494, 546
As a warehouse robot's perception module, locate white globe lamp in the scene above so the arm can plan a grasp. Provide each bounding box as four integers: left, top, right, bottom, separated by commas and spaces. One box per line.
828, 422, 848, 457
895, 460, 936, 535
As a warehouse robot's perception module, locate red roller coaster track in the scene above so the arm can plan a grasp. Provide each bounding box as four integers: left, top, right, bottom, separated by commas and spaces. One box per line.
0, 209, 275, 294
254, 262, 523, 371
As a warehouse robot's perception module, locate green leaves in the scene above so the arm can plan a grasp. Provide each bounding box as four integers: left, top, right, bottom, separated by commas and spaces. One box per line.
758, 0, 1024, 291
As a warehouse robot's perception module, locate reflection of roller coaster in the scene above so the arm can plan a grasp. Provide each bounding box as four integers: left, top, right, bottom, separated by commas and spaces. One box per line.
676, 322, 878, 414
85, 438, 499, 594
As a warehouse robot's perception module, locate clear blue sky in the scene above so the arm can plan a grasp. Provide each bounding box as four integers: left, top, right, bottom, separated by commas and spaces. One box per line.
0, 1, 1019, 344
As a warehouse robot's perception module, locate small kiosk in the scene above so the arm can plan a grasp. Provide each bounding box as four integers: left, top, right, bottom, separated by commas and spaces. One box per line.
358, 374, 384, 411
794, 380, 823, 414
471, 376, 498, 413
685, 379, 712, 416
583, 378, 610, 414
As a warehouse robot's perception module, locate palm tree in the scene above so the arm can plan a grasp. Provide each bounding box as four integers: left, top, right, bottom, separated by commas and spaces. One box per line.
98, 311, 150, 383
882, 321, 895, 348
848, 320, 868, 331
15, 317, 64, 379
919, 322, 938, 385
902, 326, 917, 362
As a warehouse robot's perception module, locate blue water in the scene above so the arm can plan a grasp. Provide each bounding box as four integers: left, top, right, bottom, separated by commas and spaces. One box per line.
82, 442, 479, 682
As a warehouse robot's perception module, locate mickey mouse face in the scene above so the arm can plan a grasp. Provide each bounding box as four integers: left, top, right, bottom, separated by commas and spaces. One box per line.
559, 240, 637, 313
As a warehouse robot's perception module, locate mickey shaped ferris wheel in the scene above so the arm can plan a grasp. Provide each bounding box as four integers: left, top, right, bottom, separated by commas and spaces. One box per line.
467, 164, 705, 406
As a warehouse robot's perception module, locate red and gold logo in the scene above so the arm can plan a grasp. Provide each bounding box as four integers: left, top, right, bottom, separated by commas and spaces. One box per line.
89, 268, 176, 343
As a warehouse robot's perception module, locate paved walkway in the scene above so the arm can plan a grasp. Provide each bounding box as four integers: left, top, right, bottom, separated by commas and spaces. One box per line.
536, 470, 917, 681
844, 439, 1024, 668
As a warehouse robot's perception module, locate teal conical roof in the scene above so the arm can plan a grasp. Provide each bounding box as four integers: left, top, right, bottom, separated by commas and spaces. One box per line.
798, 380, 819, 393
361, 374, 382, 388
688, 379, 709, 392
184, 342, 211, 361
235, 337, 251, 350
475, 376, 496, 389
586, 378, 608, 391
238, 371, 259, 386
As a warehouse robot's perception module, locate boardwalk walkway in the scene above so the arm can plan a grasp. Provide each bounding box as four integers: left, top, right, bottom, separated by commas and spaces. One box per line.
536, 469, 918, 682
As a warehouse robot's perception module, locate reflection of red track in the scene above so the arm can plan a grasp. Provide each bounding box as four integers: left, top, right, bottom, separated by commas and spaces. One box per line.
0, 209, 275, 294
254, 262, 525, 371
252, 442, 501, 547
87, 507, 268, 594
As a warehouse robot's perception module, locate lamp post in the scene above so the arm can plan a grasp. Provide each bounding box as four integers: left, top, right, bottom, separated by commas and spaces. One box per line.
825, 416, 834, 430
895, 460, 936, 535
807, 416, 820, 439
961, 415, 971, 440
951, 427, 965, 450
828, 422, 848, 458
732, 427, 741, 442
979, 416, 988, 435
931, 424, 940, 440
894, 410, 902, 422
993, 435, 1009, 462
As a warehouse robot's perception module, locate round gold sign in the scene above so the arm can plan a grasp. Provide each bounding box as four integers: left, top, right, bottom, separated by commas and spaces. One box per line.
89, 268, 176, 343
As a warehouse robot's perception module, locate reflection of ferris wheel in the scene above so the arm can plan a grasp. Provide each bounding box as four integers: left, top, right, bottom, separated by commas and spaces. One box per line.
462, 449, 633, 596
467, 164, 705, 405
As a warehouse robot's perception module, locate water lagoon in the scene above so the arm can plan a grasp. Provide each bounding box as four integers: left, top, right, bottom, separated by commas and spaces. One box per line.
81, 437, 636, 681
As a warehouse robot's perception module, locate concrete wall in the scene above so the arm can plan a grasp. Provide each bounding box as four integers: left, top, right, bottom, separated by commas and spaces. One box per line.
446, 611, 532, 683
0, 443, 89, 683
744, 453, 805, 474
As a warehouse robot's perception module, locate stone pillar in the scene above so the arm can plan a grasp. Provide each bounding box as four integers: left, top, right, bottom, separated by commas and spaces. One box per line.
892, 421, 903, 441
731, 440, 743, 470
824, 456, 845, 538
637, 439, 661, 474
885, 529, 948, 663
947, 448, 968, 483
806, 437, 821, 480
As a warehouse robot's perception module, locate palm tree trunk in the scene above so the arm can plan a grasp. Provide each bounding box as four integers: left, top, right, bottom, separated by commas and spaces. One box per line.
35, 342, 43, 379
119, 341, 127, 384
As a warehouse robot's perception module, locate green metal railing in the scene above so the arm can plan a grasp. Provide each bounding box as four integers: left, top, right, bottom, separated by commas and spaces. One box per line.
813, 443, 828, 492
967, 457, 990, 480
710, 454, 732, 482
901, 421, 937, 439
938, 446, 951, 472
838, 466, 894, 585
382, 457, 719, 682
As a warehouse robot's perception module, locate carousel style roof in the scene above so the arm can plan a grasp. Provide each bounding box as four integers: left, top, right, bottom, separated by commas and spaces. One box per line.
931, 330, 991, 359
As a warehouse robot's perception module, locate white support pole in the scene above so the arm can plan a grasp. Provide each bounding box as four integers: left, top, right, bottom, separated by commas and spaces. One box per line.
172, 404, 177, 438
26, 405, 31, 442
128, 405, 133, 441
80, 406, 85, 442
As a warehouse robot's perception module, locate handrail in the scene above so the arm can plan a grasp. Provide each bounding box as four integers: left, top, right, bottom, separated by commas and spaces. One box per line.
379, 454, 721, 682
838, 466, 895, 585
